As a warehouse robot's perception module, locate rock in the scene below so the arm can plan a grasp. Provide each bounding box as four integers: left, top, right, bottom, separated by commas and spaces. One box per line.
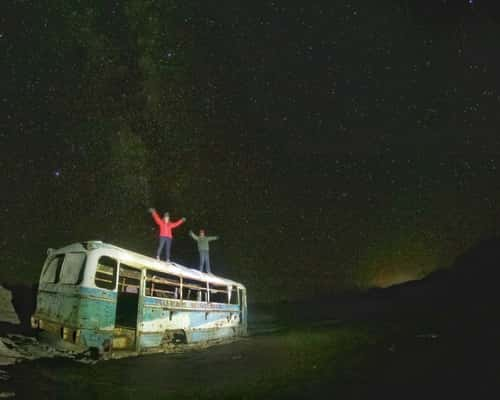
0, 287, 19, 325
0, 340, 21, 366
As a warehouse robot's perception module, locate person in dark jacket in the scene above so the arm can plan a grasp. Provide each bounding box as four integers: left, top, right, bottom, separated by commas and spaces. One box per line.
189, 229, 218, 273
149, 208, 186, 261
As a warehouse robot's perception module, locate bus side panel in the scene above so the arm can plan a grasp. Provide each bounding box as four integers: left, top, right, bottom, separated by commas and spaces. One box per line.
138, 298, 242, 348
78, 287, 117, 329
138, 313, 242, 348
183, 308, 244, 343
186, 327, 242, 343
77, 287, 117, 349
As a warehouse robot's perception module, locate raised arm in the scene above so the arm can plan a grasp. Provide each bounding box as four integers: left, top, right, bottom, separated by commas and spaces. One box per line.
170, 217, 186, 229
189, 230, 198, 240
150, 209, 162, 225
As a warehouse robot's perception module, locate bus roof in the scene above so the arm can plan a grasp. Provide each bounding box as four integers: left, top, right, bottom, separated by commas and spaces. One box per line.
51, 241, 245, 289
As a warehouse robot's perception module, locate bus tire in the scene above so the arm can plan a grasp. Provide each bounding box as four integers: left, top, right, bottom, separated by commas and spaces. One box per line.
88, 347, 101, 360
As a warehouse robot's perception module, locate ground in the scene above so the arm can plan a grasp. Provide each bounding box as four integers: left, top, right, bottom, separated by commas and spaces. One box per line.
1, 294, 499, 399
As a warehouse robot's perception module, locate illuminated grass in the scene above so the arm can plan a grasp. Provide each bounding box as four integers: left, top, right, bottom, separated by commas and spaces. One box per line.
174, 325, 380, 399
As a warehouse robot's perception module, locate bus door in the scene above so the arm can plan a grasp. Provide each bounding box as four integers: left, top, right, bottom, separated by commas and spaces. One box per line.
114, 264, 142, 348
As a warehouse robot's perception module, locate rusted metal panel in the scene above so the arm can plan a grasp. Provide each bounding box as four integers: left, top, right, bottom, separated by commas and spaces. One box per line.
137, 304, 242, 350
186, 326, 241, 343
34, 286, 117, 330
32, 241, 248, 356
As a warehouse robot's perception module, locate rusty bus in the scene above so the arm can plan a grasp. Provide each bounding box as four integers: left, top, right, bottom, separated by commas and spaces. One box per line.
30, 241, 247, 357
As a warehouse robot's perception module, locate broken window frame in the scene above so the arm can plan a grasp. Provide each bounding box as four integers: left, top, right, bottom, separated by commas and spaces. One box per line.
145, 270, 181, 299
229, 286, 240, 305
117, 264, 142, 294
208, 284, 230, 304
94, 256, 118, 290
59, 252, 87, 285
182, 277, 208, 302
41, 254, 65, 283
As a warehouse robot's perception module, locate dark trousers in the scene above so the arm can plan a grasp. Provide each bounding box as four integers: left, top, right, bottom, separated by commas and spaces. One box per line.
199, 250, 211, 273
157, 236, 172, 261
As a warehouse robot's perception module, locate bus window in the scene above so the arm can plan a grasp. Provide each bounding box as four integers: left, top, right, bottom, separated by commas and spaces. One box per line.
229, 286, 239, 305
118, 264, 141, 294
209, 284, 229, 304
182, 278, 208, 302
41, 255, 65, 283
95, 256, 117, 290
59, 253, 86, 284
146, 271, 180, 299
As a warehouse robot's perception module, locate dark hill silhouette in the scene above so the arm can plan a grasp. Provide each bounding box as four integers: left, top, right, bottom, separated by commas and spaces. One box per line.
451, 235, 500, 281
251, 236, 500, 327
383, 235, 500, 305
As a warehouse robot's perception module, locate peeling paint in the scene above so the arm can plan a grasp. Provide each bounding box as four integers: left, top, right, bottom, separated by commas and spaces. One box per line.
31, 241, 248, 357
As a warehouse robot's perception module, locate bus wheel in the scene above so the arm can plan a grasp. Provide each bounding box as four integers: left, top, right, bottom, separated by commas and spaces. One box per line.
162, 330, 187, 345
173, 332, 187, 344
88, 347, 101, 360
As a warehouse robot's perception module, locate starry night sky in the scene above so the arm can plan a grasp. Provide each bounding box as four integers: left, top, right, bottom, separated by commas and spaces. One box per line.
2, 0, 500, 300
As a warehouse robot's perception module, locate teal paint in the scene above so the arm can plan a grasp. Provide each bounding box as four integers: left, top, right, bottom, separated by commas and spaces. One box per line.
36, 285, 117, 329
33, 242, 248, 355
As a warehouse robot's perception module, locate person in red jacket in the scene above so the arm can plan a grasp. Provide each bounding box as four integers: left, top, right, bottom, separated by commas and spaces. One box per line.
148, 208, 186, 261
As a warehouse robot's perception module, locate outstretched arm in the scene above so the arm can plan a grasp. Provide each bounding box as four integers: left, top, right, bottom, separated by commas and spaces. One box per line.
207, 236, 219, 241
150, 209, 162, 225
189, 230, 198, 240
170, 217, 186, 229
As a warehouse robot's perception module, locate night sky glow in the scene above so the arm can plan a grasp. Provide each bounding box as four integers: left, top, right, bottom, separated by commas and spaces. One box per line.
2, 0, 500, 299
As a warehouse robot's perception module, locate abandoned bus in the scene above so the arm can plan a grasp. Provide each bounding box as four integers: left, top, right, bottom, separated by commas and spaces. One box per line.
31, 241, 247, 356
